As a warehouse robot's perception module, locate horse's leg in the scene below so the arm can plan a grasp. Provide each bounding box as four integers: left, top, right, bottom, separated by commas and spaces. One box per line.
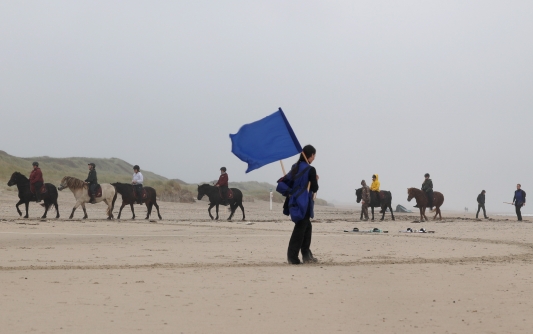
81, 203, 88, 219
146, 202, 152, 220
239, 202, 245, 221
419, 207, 424, 222
371, 207, 374, 221
215, 204, 219, 220
15, 199, 24, 217
130, 203, 135, 219
117, 202, 126, 219
153, 201, 162, 220
41, 200, 49, 219
227, 202, 236, 221
54, 201, 60, 218
208, 204, 215, 220
24, 202, 29, 218
380, 205, 385, 221
390, 205, 395, 221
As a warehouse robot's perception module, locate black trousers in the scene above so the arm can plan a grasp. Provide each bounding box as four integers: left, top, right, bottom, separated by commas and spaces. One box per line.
476, 204, 487, 218
516, 205, 523, 221
220, 186, 228, 202
33, 182, 43, 201
287, 217, 312, 264
133, 184, 143, 203
89, 183, 98, 196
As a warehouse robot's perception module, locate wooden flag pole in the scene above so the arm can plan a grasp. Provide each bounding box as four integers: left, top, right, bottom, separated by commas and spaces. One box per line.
280, 160, 286, 176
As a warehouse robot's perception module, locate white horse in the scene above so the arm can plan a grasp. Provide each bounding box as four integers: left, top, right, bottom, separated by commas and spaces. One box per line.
58, 176, 115, 220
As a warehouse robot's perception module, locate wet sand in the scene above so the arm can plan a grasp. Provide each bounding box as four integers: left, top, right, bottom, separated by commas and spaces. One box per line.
0, 189, 531, 333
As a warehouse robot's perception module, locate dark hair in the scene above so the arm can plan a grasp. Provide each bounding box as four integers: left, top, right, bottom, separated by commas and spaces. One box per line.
482, 190, 486, 193
32, 162, 39, 166
133, 165, 140, 171
220, 167, 227, 172
424, 173, 430, 177
290, 145, 316, 177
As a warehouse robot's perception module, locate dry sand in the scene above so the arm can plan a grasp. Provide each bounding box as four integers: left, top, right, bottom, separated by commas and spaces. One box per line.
0, 189, 532, 333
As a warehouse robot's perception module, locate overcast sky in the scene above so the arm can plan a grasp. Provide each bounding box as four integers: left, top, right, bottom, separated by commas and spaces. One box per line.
1, 1, 532, 213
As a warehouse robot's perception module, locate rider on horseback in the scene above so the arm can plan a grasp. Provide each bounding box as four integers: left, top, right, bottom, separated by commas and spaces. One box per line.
29, 162, 43, 203
132, 165, 144, 205
215, 167, 229, 205
370, 174, 380, 206
85, 163, 98, 204
415, 173, 434, 209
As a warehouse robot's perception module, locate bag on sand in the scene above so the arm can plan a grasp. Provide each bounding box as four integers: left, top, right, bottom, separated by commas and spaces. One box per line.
276, 162, 313, 223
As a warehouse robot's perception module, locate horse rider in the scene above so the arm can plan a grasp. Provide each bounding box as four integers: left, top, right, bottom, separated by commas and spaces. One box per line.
370, 174, 380, 206
361, 180, 370, 221
29, 162, 44, 203
85, 163, 98, 204
215, 167, 229, 205
132, 165, 144, 205
415, 173, 434, 210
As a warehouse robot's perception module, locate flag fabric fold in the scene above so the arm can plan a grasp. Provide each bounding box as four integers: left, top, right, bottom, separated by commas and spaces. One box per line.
230, 108, 302, 173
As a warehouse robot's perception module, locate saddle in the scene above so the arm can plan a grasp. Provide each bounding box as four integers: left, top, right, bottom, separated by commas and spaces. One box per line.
88, 185, 103, 198
133, 188, 148, 199
32, 185, 47, 194
219, 188, 233, 200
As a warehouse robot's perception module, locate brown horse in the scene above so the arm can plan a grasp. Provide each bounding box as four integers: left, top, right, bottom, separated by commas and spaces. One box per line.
407, 188, 444, 221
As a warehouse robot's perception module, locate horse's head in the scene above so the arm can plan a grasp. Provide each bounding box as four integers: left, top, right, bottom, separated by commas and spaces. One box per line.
355, 188, 362, 203
7, 172, 23, 187
197, 184, 209, 200
58, 176, 74, 191
407, 188, 415, 202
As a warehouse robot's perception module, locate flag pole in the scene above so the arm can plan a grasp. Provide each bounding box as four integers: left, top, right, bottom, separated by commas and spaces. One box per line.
280, 160, 286, 175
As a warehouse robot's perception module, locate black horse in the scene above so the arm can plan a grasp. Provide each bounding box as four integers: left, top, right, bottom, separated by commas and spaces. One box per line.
197, 184, 245, 221
111, 183, 162, 220
355, 188, 395, 221
7, 172, 60, 219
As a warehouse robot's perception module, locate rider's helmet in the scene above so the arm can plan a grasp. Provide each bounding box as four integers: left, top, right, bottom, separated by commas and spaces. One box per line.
32, 162, 39, 167
88, 163, 96, 168
133, 165, 140, 171
424, 173, 430, 178
220, 167, 227, 172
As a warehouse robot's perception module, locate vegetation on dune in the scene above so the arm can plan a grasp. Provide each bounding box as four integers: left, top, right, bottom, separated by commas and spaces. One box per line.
0, 150, 328, 205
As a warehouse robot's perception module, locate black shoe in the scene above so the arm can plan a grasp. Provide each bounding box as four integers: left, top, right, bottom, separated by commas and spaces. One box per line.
485, 216, 489, 219
89, 197, 96, 204
413, 205, 419, 208
287, 257, 301, 265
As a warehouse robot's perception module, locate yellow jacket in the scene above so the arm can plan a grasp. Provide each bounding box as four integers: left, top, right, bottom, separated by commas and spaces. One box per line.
370, 174, 380, 191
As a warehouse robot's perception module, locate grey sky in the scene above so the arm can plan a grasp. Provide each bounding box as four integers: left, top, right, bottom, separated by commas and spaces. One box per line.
1, 1, 532, 213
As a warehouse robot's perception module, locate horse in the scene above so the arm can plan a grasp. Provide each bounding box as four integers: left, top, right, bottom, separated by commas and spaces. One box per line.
355, 188, 395, 221
7, 172, 60, 219
197, 184, 245, 221
407, 188, 445, 221
58, 176, 115, 220
111, 183, 162, 220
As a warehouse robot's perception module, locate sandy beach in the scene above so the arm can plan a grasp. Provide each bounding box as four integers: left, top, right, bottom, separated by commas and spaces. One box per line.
0, 190, 531, 333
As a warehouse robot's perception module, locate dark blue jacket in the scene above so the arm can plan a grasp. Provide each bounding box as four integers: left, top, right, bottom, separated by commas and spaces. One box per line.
513, 189, 526, 205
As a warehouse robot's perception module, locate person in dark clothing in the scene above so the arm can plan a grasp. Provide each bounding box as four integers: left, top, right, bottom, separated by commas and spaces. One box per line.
415, 173, 433, 209
512, 184, 526, 221
287, 145, 319, 265
29, 162, 44, 203
476, 190, 489, 219
215, 167, 229, 205
85, 163, 98, 204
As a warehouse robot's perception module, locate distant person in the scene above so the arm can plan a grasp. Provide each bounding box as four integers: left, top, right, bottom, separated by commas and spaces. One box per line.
415, 173, 433, 210
215, 167, 229, 205
132, 165, 144, 205
286, 145, 319, 265
370, 174, 380, 205
85, 163, 98, 204
476, 190, 489, 219
512, 184, 526, 221
360, 180, 370, 221
29, 162, 43, 203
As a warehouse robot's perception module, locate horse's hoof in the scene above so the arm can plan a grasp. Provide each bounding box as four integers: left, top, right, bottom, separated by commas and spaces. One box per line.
380, 219, 384, 221
23, 216, 28, 219
392, 218, 395, 221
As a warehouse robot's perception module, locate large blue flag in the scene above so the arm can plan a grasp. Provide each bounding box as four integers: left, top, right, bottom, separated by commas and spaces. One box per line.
230, 108, 302, 173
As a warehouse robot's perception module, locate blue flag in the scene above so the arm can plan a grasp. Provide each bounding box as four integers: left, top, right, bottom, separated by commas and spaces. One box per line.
230, 108, 302, 173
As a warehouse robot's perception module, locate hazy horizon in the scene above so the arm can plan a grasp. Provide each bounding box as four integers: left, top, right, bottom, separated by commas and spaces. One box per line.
1, 1, 532, 214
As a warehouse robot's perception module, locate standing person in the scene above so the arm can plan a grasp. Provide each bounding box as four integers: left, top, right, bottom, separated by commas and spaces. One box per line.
132, 165, 144, 205
370, 174, 380, 206
415, 173, 434, 209
85, 163, 98, 204
215, 167, 229, 205
287, 145, 319, 265
361, 180, 370, 221
476, 190, 489, 219
29, 162, 44, 203
512, 184, 526, 221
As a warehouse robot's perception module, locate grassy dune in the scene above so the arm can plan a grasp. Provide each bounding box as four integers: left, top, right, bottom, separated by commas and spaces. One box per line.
0, 150, 327, 205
